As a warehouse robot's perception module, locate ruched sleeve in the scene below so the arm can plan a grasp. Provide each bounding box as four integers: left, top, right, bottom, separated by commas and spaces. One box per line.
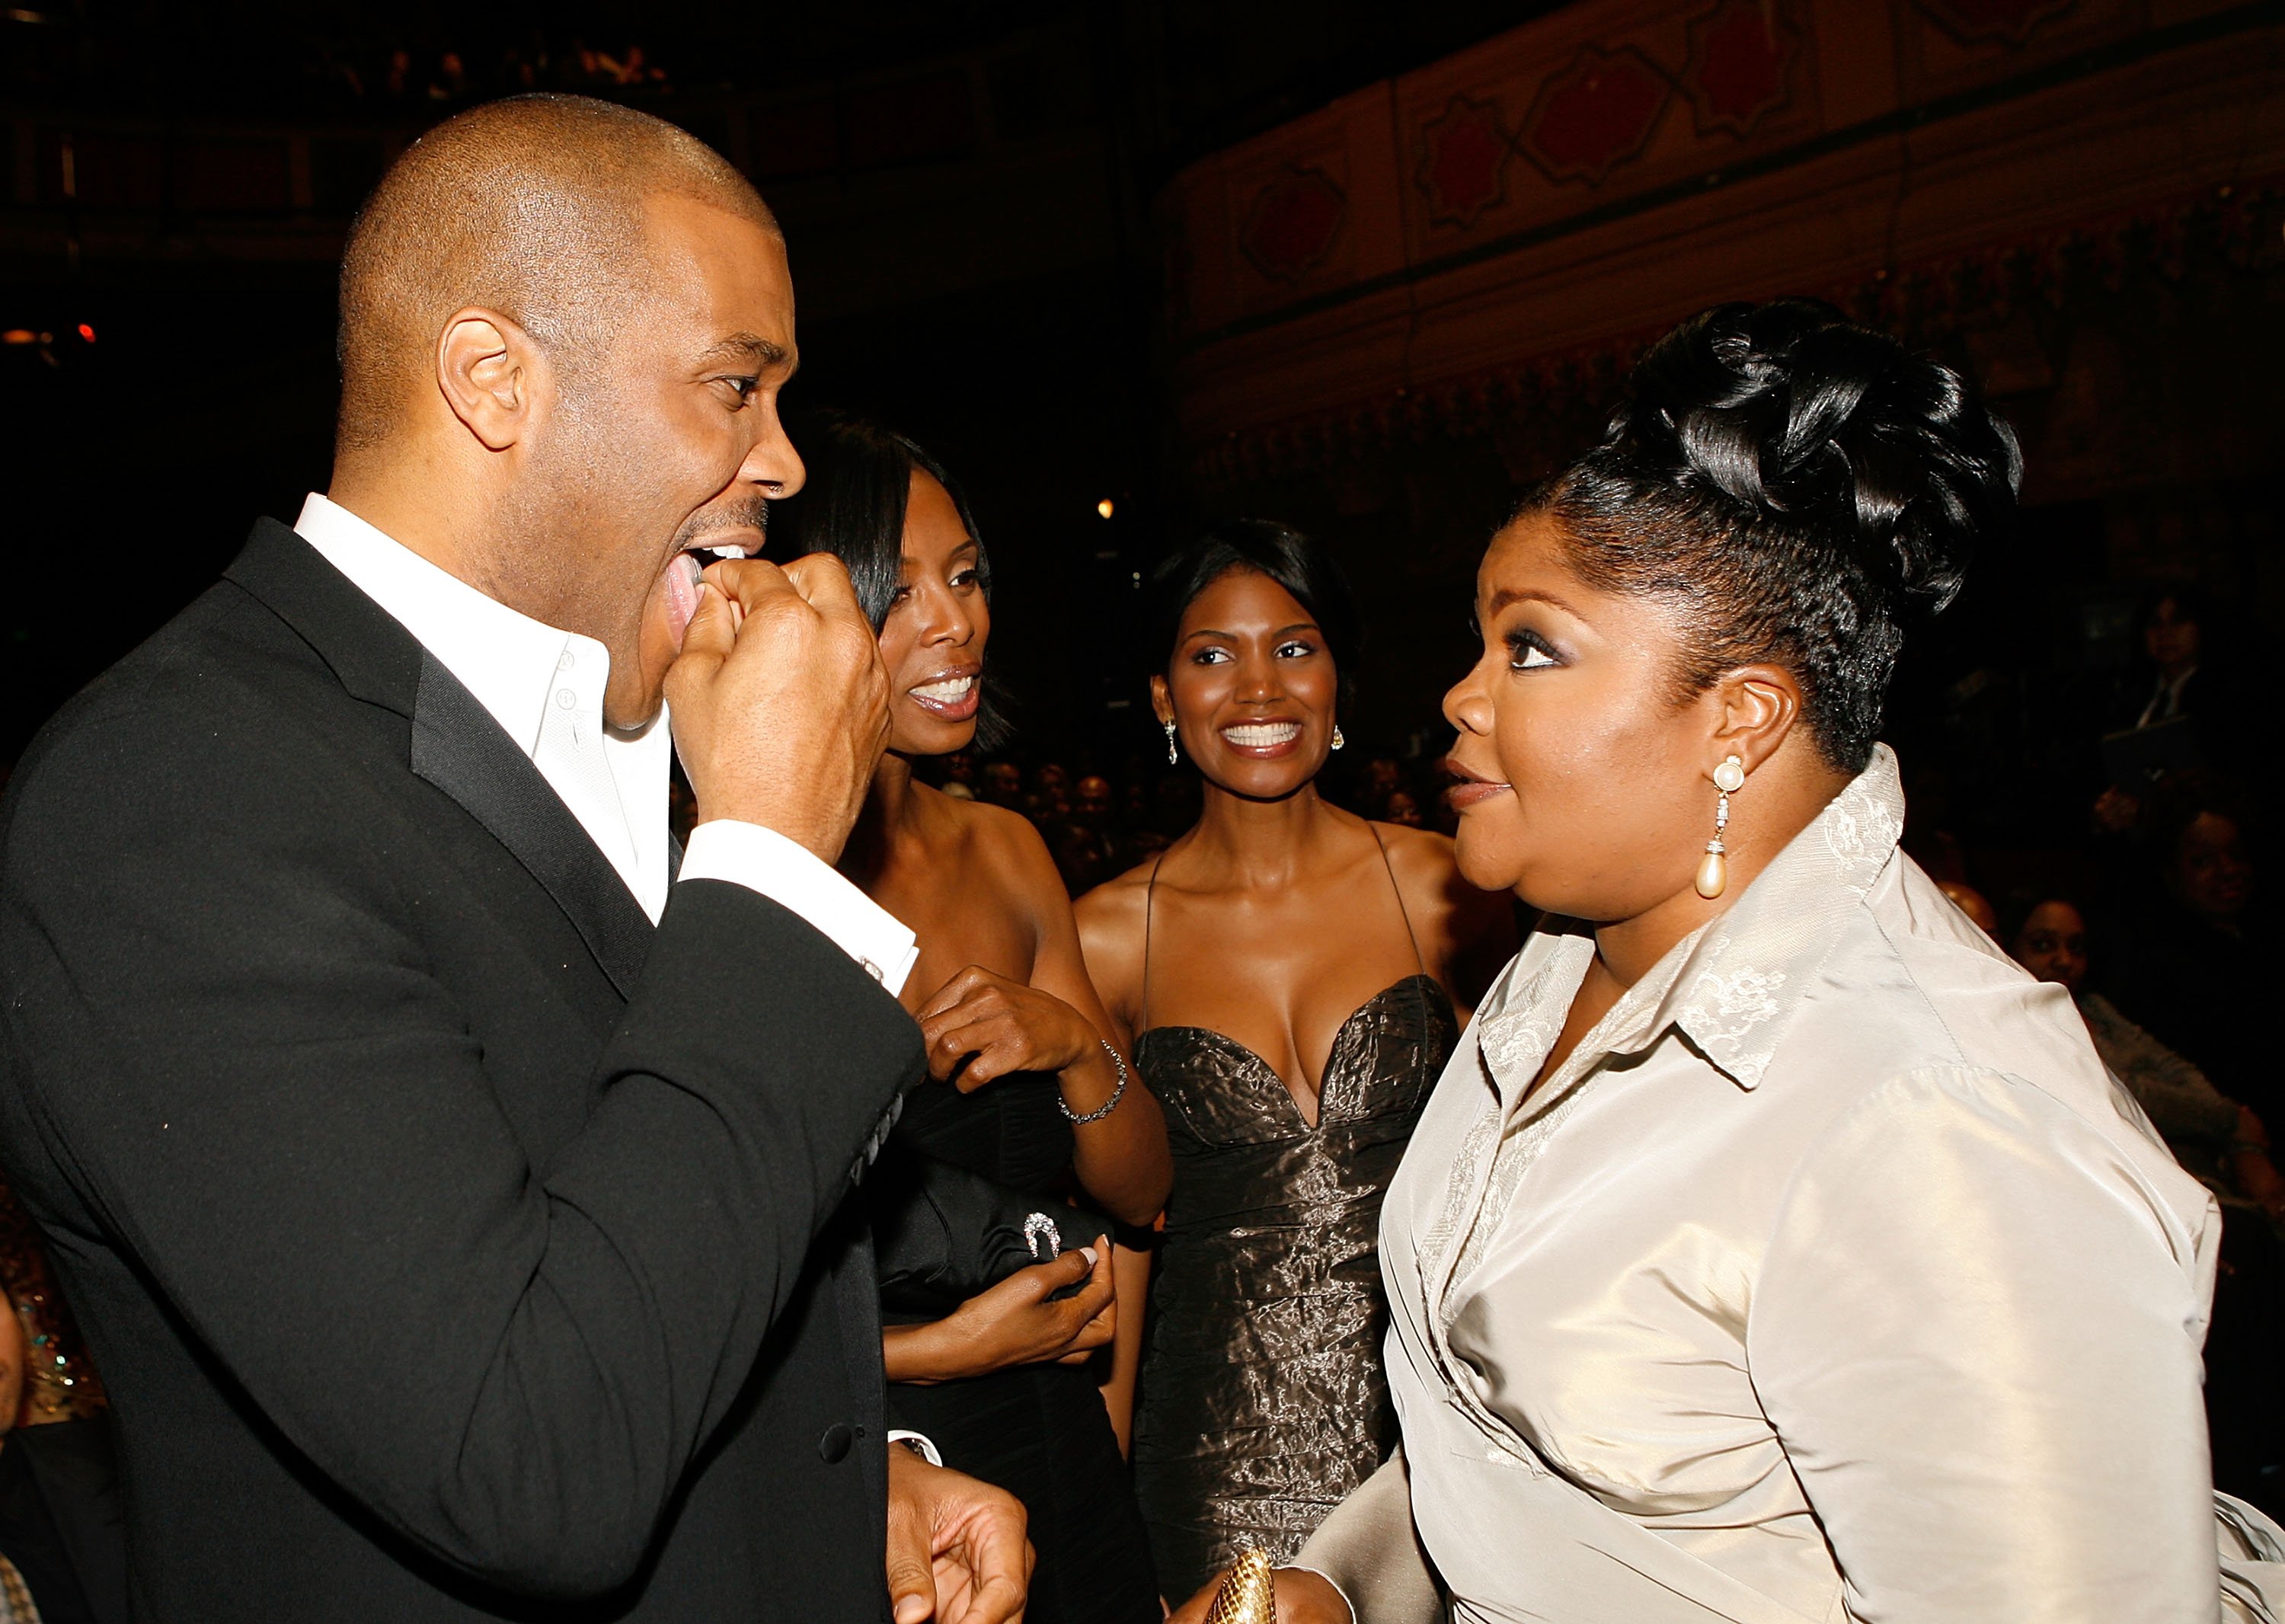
1750, 1065, 2219, 1623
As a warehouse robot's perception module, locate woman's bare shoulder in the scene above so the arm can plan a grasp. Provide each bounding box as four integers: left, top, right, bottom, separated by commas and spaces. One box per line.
1075, 855, 1157, 932
936, 792, 1069, 900
1374, 820, 1463, 886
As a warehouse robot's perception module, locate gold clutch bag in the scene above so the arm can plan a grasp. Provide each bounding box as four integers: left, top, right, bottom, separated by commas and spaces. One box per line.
1204, 1547, 1277, 1624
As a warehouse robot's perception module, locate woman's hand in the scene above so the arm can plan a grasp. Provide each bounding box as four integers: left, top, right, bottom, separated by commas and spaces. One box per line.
919, 966, 1101, 1091
882, 1245, 1117, 1384
1166, 1567, 1352, 1624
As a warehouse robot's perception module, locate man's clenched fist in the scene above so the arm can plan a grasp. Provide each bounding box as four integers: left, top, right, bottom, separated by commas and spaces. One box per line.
664, 551, 890, 862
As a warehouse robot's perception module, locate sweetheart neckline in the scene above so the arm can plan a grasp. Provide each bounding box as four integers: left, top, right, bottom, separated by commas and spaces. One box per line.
1136, 973, 1449, 1131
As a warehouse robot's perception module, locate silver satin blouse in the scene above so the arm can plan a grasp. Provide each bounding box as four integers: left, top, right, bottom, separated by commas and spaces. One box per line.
1315, 746, 2239, 1622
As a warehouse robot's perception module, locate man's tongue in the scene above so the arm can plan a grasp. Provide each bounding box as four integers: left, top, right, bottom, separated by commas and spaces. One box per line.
662, 553, 703, 649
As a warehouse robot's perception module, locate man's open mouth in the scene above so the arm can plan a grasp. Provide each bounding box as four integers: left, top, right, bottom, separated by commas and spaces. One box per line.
663, 531, 766, 649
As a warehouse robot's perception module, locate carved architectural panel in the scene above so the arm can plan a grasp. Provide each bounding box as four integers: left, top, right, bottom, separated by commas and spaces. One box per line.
1237, 164, 1349, 286
1913, 0, 2079, 45
1518, 45, 1674, 187
1685, 0, 1799, 139
1416, 94, 1515, 231
1892, 0, 2138, 102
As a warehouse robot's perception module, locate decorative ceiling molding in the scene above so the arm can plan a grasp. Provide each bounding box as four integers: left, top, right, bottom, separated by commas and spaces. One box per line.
1187, 177, 2282, 490
1912, 0, 2079, 46
1685, 0, 1798, 140
1238, 165, 1348, 285
1518, 44, 1673, 188
1415, 94, 1515, 231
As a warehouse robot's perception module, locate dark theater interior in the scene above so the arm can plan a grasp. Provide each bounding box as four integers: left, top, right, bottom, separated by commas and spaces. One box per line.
3, 3, 2284, 1619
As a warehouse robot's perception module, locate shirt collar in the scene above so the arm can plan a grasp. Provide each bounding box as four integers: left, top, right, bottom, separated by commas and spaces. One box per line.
292, 492, 604, 757
1474, 744, 1908, 1102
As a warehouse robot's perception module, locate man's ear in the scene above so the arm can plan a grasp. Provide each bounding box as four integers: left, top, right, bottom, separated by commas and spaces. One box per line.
1707, 664, 1802, 779
1149, 673, 1174, 729
435, 307, 546, 452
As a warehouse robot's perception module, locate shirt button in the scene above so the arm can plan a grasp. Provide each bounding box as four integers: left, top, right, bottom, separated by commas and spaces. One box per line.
817, 1422, 854, 1463
557, 651, 576, 670
859, 958, 885, 984
554, 689, 577, 709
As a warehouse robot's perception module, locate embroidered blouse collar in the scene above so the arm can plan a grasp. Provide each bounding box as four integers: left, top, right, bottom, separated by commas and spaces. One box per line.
1473, 745, 1907, 1104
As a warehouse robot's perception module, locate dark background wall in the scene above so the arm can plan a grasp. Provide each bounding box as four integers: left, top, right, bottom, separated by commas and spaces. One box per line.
5, 0, 2283, 876
0, 0, 1566, 769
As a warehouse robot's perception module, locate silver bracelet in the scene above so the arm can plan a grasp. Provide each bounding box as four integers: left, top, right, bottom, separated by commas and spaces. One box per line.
1058, 1038, 1129, 1124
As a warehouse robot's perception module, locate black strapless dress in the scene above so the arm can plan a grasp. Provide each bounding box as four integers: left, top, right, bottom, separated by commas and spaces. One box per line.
879, 1071, 1162, 1624
1130, 836, 1459, 1597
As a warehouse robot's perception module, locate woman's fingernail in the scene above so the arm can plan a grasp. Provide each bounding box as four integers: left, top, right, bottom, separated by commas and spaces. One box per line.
1081, 1245, 1100, 1267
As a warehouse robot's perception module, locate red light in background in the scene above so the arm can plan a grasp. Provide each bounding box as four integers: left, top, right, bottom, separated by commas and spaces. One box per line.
77, 323, 95, 342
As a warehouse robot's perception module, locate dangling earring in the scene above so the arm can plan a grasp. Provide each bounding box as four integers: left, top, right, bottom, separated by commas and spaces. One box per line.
1695, 754, 1746, 900
1163, 719, 1180, 766
1330, 724, 1345, 752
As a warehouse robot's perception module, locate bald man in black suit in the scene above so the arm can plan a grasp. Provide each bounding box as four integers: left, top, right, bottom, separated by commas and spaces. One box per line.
0, 94, 1027, 1623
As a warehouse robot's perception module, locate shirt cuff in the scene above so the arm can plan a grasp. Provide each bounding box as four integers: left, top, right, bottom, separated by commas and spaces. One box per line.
887, 1430, 943, 1468
679, 820, 919, 996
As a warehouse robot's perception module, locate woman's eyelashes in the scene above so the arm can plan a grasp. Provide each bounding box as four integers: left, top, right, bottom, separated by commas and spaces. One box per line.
1504, 625, 1561, 670
1188, 638, 1317, 665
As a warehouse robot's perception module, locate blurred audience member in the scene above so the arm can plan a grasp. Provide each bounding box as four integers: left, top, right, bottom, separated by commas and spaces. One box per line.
2095, 587, 2258, 835
1358, 756, 1401, 818
1938, 881, 1999, 935
2104, 772, 2276, 1129
2009, 897, 2282, 1213
2009, 882, 2285, 1517
981, 759, 1024, 810
1030, 763, 1071, 821
0, 1183, 123, 1624
0, 1188, 99, 1429
1382, 789, 1425, 830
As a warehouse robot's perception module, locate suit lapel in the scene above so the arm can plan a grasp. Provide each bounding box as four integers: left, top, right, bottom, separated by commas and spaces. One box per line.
409, 652, 654, 999
226, 519, 654, 999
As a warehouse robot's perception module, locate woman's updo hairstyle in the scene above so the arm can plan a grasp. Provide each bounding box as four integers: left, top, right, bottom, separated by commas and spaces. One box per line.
1147, 520, 1364, 710
1535, 297, 2021, 771
772, 407, 1011, 750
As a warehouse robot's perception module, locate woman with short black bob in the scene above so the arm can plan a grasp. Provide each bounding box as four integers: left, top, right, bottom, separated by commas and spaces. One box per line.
1184, 300, 2280, 1622
774, 411, 1171, 1624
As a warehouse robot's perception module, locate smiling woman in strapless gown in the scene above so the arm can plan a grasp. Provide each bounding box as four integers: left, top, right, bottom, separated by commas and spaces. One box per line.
1078, 522, 1512, 1602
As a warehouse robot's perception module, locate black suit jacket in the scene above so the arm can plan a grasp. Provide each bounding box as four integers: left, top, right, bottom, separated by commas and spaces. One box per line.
0, 521, 924, 1621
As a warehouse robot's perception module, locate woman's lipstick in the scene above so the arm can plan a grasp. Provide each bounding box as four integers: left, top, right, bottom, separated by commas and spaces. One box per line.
1443, 758, 1512, 811
1218, 718, 1303, 759
909, 669, 981, 721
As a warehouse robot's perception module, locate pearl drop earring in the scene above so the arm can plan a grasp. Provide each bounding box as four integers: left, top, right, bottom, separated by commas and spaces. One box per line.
1695, 754, 1747, 900
1163, 719, 1180, 766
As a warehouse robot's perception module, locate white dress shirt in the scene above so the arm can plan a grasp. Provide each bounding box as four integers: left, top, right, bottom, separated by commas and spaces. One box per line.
1312, 746, 2235, 1622
293, 494, 916, 993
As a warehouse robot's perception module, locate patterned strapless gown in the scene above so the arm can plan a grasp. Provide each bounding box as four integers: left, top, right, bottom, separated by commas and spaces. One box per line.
1129, 840, 1458, 1597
